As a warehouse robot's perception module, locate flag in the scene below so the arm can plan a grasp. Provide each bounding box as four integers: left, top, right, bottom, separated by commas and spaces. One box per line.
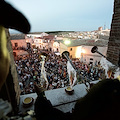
67, 61, 77, 87
40, 56, 48, 88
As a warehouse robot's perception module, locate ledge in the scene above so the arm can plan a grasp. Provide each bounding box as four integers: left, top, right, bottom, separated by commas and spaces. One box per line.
19, 80, 99, 113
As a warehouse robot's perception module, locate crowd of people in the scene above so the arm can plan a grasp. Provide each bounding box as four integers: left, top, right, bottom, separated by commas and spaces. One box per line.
14, 48, 106, 95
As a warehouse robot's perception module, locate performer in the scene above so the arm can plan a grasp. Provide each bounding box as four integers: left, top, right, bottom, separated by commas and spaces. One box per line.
0, 0, 30, 118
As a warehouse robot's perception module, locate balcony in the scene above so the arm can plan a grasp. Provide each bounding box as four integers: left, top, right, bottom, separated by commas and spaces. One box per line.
19, 80, 99, 113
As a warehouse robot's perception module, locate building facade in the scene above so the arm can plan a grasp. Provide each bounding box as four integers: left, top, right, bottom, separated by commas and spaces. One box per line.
68, 45, 108, 64
107, 0, 120, 66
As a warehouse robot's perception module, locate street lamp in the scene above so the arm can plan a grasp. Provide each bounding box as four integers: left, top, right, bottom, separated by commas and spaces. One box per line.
64, 40, 71, 45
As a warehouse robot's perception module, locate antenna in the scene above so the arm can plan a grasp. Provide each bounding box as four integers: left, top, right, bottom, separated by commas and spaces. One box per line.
104, 22, 106, 30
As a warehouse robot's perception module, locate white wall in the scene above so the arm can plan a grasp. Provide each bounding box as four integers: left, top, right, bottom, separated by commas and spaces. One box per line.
60, 42, 68, 55
81, 46, 108, 64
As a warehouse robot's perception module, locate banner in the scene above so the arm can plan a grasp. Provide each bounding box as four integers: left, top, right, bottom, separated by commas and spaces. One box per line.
67, 61, 77, 87
40, 56, 48, 88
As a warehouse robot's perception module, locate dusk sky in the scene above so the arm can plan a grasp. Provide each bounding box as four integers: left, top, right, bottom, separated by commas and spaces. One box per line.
6, 0, 114, 33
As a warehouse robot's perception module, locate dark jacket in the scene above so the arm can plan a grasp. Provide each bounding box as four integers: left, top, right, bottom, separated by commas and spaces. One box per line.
34, 93, 72, 120
35, 79, 120, 120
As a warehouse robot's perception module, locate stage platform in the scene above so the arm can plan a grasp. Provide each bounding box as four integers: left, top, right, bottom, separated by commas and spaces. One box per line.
19, 80, 99, 113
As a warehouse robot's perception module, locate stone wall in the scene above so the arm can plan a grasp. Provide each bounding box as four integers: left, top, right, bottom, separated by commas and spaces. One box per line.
6, 29, 21, 104
0, 29, 21, 114
107, 0, 120, 66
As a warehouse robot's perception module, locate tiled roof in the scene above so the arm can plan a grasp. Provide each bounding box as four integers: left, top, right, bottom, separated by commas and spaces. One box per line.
35, 37, 43, 39
43, 35, 54, 40
60, 39, 108, 47
10, 34, 25, 40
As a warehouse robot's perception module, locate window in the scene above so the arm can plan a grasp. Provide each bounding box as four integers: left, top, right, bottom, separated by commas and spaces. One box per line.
70, 48, 72, 51
90, 58, 93, 60
27, 43, 31, 48
13, 52, 16, 57
90, 62, 93, 64
15, 43, 18, 47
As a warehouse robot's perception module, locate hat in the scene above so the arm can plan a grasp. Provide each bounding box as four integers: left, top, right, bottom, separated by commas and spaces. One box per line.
0, 0, 30, 33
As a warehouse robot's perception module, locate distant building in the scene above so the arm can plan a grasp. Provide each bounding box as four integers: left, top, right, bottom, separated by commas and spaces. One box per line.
98, 26, 103, 31
10, 32, 56, 52
10, 34, 27, 50
26, 32, 49, 38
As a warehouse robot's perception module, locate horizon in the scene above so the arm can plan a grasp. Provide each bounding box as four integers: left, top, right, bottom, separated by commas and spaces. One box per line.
9, 29, 110, 35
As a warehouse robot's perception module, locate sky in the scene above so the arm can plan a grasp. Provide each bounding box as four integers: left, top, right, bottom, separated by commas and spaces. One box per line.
6, 0, 114, 33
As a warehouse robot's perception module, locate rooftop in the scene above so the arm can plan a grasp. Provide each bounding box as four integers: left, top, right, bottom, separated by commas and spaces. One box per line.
60, 39, 108, 47
10, 34, 25, 40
